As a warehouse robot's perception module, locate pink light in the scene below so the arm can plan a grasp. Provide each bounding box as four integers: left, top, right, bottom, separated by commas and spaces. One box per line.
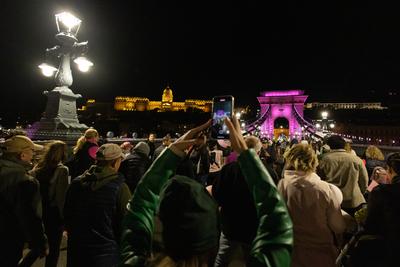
262, 90, 304, 97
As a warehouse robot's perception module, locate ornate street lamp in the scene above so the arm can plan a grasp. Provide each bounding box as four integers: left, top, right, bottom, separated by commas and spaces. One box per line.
30, 12, 93, 143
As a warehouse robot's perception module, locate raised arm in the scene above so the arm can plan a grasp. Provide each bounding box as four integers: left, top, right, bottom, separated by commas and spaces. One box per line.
225, 117, 293, 267
120, 120, 211, 267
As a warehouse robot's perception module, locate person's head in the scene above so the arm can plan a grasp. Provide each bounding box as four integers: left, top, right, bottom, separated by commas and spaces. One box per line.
370, 166, 389, 184
84, 128, 99, 141
148, 133, 156, 142
1, 135, 43, 163
133, 141, 150, 157
245, 136, 262, 154
261, 138, 269, 148
73, 128, 99, 154
120, 141, 133, 155
365, 145, 385, 161
326, 135, 346, 150
321, 144, 331, 154
290, 138, 299, 147
35, 140, 67, 171
386, 152, 400, 183
300, 140, 309, 145
162, 135, 172, 146
284, 144, 318, 174
158, 175, 219, 265
96, 143, 124, 172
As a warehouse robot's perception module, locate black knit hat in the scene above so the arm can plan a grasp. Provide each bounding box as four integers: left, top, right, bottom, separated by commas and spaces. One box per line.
158, 175, 220, 260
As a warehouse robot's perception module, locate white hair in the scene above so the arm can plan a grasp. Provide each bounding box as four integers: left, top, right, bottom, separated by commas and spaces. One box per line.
245, 136, 262, 153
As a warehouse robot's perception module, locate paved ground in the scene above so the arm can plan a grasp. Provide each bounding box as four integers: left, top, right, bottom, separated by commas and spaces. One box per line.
23, 236, 67, 267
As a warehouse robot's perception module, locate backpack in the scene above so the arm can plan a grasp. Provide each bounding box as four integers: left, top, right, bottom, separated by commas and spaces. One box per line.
37, 165, 65, 208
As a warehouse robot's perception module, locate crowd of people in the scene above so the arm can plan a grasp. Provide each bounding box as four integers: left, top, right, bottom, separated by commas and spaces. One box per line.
0, 119, 399, 267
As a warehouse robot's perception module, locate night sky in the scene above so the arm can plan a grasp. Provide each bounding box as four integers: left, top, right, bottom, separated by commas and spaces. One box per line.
2, 1, 400, 123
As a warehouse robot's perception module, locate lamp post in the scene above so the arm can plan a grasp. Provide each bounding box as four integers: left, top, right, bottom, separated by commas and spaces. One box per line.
30, 12, 93, 143
321, 111, 328, 131
312, 110, 335, 135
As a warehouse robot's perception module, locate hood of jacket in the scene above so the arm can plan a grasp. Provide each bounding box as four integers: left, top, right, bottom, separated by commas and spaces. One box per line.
283, 170, 320, 183
0, 155, 32, 173
133, 142, 150, 157
79, 165, 120, 191
366, 158, 385, 168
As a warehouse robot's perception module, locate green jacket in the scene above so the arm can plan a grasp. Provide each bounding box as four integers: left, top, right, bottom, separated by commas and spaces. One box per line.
120, 148, 293, 267
0, 156, 47, 252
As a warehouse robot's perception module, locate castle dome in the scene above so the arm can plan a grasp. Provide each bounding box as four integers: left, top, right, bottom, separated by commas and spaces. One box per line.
162, 86, 173, 102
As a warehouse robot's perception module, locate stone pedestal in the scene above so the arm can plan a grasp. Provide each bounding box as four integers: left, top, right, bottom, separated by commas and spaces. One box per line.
28, 86, 88, 144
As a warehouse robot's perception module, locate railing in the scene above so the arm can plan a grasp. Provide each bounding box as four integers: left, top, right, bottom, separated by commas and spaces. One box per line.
292, 104, 326, 139
351, 144, 400, 157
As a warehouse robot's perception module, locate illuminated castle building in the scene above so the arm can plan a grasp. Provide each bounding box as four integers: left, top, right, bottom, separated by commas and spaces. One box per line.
114, 86, 212, 112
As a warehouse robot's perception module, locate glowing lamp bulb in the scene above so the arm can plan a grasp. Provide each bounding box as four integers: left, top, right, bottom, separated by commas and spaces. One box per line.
74, 57, 93, 72
38, 63, 57, 77
77, 64, 90, 72
56, 12, 81, 31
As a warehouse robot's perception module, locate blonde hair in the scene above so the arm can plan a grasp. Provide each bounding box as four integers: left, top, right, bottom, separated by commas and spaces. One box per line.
73, 128, 99, 154
245, 136, 262, 153
284, 144, 318, 173
344, 142, 352, 153
365, 145, 385, 161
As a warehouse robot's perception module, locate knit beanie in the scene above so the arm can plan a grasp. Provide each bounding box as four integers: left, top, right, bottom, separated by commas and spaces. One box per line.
133, 141, 150, 157
158, 175, 220, 260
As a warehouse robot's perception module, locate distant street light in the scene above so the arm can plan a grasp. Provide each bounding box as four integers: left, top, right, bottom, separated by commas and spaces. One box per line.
321, 111, 328, 120
316, 123, 321, 129
329, 123, 335, 129
31, 12, 92, 142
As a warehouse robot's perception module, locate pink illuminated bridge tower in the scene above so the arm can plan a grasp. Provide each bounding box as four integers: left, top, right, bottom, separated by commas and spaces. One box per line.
254, 90, 309, 139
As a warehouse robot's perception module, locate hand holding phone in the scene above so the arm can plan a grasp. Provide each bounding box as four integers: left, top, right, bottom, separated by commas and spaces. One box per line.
210, 95, 234, 139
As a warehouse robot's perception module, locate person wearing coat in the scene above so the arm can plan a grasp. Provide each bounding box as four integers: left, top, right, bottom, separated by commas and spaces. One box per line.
119, 142, 151, 193
67, 128, 99, 179
364, 152, 400, 267
30, 141, 69, 267
364, 145, 386, 178
278, 144, 346, 267
212, 136, 264, 267
120, 118, 293, 267
317, 135, 369, 215
0, 135, 48, 266
64, 143, 131, 267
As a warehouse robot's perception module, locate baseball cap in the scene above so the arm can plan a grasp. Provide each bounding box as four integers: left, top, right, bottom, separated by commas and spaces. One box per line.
3, 135, 43, 153
96, 143, 124, 160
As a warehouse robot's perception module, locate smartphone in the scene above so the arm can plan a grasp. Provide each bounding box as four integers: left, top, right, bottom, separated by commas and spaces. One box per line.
210, 95, 234, 139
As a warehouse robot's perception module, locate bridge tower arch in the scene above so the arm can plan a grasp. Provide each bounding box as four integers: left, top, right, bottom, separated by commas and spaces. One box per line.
257, 90, 308, 138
